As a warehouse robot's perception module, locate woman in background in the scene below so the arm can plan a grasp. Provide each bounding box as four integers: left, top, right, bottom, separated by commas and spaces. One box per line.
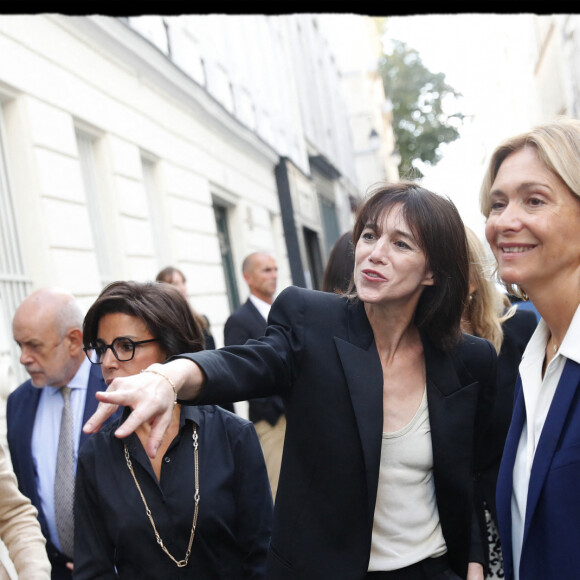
156, 267, 234, 413
322, 231, 354, 294
155, 266, 216, 350
74, 281, 272, 579
461, 227, 537, 579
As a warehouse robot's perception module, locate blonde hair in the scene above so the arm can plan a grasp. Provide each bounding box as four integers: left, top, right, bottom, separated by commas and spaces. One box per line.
463, 227, 515, 352
479, 116, 580, 299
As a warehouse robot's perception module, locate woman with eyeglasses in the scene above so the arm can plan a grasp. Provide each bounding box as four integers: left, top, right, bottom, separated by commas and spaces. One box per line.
73, 281, 273, 579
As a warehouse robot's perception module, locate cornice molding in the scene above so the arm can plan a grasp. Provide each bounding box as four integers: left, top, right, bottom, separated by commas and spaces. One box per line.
49, 14, 280, 168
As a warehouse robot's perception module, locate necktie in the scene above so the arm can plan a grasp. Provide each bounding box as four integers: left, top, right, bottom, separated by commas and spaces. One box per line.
54, 386, 75, 558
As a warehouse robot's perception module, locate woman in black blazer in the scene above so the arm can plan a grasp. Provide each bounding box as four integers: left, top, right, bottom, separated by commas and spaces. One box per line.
461, 227, 537, 578
86, 182, 497, 580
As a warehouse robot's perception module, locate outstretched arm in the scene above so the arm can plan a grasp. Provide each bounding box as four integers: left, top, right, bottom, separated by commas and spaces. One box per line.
83, 358, 204, 458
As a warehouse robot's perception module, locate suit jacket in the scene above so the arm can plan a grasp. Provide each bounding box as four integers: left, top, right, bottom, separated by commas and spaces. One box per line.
496, 357, 580, 580
6, 363, 120, 578
224, 297, 284, 425
179, 286, 497, 579
475, 309, 537, 524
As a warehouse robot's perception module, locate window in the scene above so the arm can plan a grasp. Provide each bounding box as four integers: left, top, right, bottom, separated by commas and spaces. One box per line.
0, 105, 31, 385
213, 204, 239, 313
75, 129, 113, 288
141, 155, 168, 270
303, 227, 323, 290
319, 195, 340, 259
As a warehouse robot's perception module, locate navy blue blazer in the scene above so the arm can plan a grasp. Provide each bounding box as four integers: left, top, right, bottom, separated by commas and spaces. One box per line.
6, 363, 120, 575
177, 286, 497, 579
224, 298, 284, 426
496, 358, 580, 580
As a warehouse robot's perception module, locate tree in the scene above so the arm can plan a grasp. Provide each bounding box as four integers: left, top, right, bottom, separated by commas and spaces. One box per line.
379, 38, 464, 179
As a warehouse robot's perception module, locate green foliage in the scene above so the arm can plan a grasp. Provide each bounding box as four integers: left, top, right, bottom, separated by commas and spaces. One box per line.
379, 38, 464, 179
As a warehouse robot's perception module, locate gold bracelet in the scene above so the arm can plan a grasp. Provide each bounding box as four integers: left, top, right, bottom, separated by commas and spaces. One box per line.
140, 368, 178, 406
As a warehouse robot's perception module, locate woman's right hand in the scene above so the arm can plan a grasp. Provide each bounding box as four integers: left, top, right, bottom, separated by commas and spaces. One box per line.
83, 357, 204, 458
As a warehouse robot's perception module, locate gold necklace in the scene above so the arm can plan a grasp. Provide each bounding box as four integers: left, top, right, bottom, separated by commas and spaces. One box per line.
124, 426, 200, 568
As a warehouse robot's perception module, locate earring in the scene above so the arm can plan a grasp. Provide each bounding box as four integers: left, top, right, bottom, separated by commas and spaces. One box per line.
518, 286, 529, 301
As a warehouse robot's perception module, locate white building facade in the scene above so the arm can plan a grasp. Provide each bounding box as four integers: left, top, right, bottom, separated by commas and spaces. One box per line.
0, 14, 397, 398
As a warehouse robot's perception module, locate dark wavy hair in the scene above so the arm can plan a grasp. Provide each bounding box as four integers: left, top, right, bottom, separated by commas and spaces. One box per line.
350, 181, 469, 351
83, 280, 204, 358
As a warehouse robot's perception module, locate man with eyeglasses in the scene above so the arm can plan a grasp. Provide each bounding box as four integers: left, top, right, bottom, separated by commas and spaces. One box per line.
7, 287, 121, 580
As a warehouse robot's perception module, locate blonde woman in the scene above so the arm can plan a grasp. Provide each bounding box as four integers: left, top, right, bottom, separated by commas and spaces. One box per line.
480, 116, 580, 580
461, 227, 537, 579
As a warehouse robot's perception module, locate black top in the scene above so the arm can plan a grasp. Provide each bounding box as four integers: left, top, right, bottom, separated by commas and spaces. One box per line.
73, 405, 273, 579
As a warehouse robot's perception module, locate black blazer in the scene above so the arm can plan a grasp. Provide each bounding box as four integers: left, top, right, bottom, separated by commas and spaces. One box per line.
224, 298, 284, 426
475, 308, 537, 523
178, 286, 497, 579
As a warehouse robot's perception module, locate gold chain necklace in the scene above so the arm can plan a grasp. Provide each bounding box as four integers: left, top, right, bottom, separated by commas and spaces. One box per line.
123, 426, 200, 568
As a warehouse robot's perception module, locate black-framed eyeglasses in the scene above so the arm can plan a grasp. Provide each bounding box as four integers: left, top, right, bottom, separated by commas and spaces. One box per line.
83, 337, 159, 365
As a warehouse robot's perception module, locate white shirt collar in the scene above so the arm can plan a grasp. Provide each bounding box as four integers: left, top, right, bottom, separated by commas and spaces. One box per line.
520, 302, 580, 369
558, 303, 580, 365
248, 293, 272, 321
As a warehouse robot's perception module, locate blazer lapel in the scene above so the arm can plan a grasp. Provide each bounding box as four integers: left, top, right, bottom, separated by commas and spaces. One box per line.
523, 358, 580, 539
421, 336, 469, 481
246, 299, 268, 332
22, 383, 42, 458
334, 299, 383, 523
81, 364, 107, 447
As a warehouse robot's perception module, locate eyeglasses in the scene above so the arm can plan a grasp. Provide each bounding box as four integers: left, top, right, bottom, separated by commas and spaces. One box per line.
83, 337, 159, 365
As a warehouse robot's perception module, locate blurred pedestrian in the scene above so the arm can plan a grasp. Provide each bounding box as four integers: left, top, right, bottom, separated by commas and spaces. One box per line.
223, 252, 283, 499
155, 266, 216, 350
322, 231, 354, 294
156, 267, 234, 412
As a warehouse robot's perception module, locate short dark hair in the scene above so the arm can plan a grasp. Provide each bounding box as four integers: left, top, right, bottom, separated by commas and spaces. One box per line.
322, 231, 354, 294
351, 181, 469, 351
83, 281, 204, 358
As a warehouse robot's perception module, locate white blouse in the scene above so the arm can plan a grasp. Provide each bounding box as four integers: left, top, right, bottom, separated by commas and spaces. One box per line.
368, 388, 446, 571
